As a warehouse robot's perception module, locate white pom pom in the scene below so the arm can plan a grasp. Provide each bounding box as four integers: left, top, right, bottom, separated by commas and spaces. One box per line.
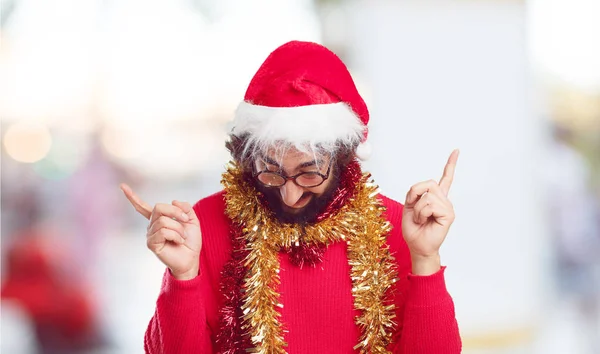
355, 141, 372, 161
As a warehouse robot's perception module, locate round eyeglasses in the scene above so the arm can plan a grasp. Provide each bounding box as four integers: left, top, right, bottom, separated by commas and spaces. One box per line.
254, 161, 332, 188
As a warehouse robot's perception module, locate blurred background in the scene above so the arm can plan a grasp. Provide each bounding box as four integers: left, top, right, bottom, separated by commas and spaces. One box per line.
1, 0, 599, 353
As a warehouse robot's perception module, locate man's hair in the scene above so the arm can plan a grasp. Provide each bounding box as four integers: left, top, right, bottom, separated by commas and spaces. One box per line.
225, 134, 356, 173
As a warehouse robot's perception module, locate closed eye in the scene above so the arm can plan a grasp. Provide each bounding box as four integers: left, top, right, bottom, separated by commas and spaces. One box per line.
301, 173, 320, 180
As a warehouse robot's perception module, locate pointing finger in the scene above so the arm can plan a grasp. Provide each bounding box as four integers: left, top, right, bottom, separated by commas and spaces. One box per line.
439, 149, 459, 195
120, 183, 152, 220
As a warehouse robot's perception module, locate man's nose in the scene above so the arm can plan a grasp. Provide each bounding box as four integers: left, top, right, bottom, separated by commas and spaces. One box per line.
280, 181, 304, 207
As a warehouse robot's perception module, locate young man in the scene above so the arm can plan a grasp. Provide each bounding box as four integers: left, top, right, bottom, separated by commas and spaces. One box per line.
122, 40, 462, 353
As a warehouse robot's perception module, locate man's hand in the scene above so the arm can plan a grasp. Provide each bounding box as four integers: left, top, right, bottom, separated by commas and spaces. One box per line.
402, 150, 459, 275
120, 184, 202, 280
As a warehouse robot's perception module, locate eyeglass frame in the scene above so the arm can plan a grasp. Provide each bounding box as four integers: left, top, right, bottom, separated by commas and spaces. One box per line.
253, 159, 333, 188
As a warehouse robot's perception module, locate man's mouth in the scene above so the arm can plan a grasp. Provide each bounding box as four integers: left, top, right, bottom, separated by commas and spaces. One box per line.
285, 194, 313, 212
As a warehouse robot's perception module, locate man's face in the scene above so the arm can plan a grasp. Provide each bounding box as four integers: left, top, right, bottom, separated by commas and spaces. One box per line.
252, 149, 339, 224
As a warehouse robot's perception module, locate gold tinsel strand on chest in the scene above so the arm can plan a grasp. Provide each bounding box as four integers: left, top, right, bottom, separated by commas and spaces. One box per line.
222, 162, 398, 353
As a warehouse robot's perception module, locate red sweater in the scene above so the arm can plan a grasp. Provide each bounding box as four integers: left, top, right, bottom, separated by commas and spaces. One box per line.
144, 191, 461, 353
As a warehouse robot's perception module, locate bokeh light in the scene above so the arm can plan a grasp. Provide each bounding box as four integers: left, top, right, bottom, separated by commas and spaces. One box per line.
3, 122, 52, 163
32, 134, 90, 180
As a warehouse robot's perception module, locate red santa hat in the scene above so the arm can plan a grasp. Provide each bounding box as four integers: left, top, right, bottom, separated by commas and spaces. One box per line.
230, 40, 372, 160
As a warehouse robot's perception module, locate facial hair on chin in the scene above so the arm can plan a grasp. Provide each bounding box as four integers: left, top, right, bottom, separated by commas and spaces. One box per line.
255, 177, 340, 225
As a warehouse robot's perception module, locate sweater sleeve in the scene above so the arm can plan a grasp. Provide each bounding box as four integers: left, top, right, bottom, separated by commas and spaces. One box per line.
379, 195, 462, 354
143, 268, 214, 354
393, 267, 462, 353
143, 192, 230, 354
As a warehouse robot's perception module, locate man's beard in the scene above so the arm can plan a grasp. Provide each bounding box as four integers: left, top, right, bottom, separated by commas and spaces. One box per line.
251, 169, 341, 225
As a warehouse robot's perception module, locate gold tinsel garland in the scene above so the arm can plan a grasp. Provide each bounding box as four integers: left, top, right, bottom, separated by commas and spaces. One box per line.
222, 162, 398, 353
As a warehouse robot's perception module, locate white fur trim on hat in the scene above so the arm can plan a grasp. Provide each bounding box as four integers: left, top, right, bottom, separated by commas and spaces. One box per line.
230, 101, 366, 155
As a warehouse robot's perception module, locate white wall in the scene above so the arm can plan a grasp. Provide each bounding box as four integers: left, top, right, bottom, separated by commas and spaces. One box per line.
346, 0, 549, 344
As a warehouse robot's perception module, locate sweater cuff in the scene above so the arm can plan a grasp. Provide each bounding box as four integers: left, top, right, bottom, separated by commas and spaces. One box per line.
160, 268, 203, 308
405, 266, 451, 307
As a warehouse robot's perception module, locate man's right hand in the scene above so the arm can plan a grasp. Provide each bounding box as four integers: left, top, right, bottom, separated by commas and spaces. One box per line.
120, 184, 202, 280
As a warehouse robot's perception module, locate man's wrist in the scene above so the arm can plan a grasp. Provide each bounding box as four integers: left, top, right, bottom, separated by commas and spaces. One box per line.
171, 266, 199, 281
410, 253, 441, 276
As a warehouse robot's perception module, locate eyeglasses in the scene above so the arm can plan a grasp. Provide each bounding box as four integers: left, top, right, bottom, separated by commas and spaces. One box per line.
254, 160, 332, 188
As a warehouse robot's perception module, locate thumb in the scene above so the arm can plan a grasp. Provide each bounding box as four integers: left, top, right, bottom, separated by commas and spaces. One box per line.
172, 200, 199, 224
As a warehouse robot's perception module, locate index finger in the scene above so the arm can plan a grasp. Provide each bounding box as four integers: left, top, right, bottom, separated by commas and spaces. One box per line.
439, 149, 459, 195
120, 183, 152, 220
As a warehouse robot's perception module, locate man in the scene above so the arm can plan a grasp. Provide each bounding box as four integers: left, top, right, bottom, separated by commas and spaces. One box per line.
122, 41, 462, 353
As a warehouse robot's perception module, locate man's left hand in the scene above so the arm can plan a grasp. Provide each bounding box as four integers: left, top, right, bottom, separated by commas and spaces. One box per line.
402, 149, 459, 275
